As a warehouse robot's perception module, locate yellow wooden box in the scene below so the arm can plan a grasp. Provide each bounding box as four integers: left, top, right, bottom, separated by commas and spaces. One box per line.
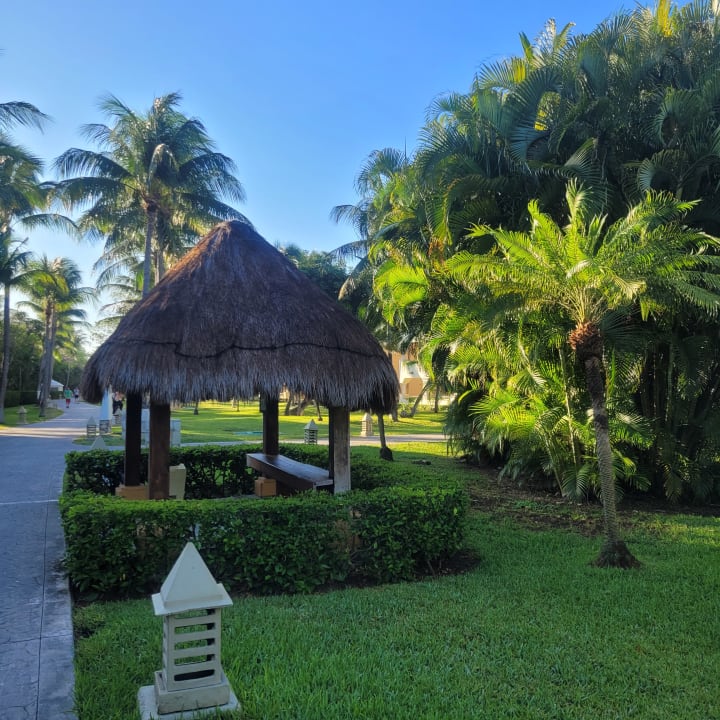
254, 477, 277, 497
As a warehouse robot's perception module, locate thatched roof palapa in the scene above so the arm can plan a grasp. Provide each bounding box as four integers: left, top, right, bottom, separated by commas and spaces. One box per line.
82, 220, 398, 412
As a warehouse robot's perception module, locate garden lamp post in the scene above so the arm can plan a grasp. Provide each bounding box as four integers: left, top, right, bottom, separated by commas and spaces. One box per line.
138, 542, 239, 718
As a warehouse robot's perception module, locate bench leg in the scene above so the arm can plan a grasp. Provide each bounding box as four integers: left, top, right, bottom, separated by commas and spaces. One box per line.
254, 476, 277, 497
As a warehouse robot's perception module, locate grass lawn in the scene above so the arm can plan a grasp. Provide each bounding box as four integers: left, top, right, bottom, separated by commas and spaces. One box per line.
72, 400, 447, 446
72, 442, 720, 720
175, 401, 446, 444
1, 403, 63, 426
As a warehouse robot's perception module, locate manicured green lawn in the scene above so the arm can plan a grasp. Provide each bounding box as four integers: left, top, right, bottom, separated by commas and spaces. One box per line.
72, 442, 720, 720
74, 400, 447, 446
1, 403, 63, 425
175, 401, 445, 444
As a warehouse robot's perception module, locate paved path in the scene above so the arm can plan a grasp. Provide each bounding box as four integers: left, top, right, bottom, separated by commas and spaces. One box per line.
0, 401, 96, 720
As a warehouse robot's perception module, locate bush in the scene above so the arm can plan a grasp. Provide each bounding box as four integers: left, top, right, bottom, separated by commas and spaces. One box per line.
3, 390, 39, 408
64, 444, 395, 497
60, 485, 467, 597
64, 445, 262, 498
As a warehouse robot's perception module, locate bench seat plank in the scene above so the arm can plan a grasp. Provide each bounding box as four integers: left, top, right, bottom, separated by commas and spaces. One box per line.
246, 452, 333, 492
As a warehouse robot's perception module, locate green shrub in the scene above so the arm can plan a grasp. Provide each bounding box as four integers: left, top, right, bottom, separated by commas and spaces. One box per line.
59, 485, 467, 597
64, 444, 396, 498
64, 445, 262, 498
3, 390, 39, 407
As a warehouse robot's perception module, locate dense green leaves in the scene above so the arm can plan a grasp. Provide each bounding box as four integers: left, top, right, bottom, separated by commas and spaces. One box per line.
339, 2, 720, 507
53, 92, 245, 304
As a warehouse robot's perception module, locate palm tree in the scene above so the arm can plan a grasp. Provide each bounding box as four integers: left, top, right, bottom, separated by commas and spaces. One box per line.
0, 98, 48, 133
53, 92, 246, 297
0, 234, 32, 421
20, 256, 93, 416
0, 124, 73, 422
449, 184, 720, 566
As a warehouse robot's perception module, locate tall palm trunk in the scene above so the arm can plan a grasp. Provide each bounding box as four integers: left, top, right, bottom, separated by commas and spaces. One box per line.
156, 247, 166, 284
0, 287, 11, 423
143, 207, 156, 297
571, 322, 639, 568
37, 303, 54, 417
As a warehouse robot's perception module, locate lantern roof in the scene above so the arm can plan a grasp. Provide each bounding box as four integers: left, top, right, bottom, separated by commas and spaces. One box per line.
152, 542, 232, 616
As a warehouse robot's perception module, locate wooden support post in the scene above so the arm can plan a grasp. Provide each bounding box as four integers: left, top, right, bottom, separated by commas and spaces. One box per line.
261, 395, 279, 455
149, 402, 171, 499
329, 406, 350, 493
124, 393, 142, 486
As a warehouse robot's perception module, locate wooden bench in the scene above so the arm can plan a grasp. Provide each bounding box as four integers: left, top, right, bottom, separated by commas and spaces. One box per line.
246, 453, 333, 493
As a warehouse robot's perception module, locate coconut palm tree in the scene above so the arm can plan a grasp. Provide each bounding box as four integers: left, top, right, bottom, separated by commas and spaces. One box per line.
450, 184, 720, 566
0, 234, 32, 421
53, 92, 246, 297
20, 256, 93, 416
0, 130, 74, 421
0, 98, 48, 133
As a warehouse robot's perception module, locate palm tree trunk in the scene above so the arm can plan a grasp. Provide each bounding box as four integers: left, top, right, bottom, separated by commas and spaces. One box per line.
0, 287, 11, 423
411, 380, 430, 417
143, 210, 155, 298
583, 354, 639, 568
377, 413, 393, 461
47, 313, 58, 392
37, 304, 54, 417
156, 248, 166, 283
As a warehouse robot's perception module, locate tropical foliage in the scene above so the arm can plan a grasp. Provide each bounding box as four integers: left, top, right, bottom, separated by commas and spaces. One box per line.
53, 92, 246, 302
0, 85, 72, 418
0, 235, 32, 421
335, 0, 720, 516
18, 256, 92, 415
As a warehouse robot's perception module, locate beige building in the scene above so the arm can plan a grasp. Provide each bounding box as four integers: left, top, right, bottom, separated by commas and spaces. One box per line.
390, 348, 428, 403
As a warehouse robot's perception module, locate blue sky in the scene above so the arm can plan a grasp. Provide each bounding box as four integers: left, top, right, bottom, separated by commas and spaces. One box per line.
4, 0, 627, 320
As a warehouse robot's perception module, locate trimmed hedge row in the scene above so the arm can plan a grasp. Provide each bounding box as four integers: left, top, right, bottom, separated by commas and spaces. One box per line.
59, 485, 467, 597
3, 391, 39, 407
64, 444, 392, 497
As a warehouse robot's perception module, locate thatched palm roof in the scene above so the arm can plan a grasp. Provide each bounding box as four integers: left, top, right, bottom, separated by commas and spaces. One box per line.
81, 220, 398, 412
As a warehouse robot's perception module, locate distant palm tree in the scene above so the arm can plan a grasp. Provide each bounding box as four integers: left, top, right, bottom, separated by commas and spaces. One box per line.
54, 92, 246, 298
0, 124, 74, 421
0, 234, 32, 421
20, 256, 93, 416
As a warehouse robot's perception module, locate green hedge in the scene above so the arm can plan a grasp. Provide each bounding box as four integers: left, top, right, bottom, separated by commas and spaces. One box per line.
63, 444, 393, 498
3, 391, 39, 408
59, 485, 467, 597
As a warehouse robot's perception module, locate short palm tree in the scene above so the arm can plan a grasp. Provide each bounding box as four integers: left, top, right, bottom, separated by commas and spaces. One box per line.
449, 183, 720, 567
53, 92, 246, 297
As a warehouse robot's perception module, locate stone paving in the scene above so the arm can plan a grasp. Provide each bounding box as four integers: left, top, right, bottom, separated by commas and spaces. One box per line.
0, 401, 97, 720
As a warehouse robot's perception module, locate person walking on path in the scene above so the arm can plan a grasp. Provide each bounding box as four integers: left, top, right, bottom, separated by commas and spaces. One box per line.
0, 401, 97, 720
63, 386, 72, 409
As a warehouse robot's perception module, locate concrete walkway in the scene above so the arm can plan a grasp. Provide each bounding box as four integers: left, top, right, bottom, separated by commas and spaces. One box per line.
0, 401, 96, 720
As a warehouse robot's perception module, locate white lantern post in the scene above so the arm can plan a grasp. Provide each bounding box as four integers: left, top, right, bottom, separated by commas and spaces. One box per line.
303, 419, 318, 444
138, 542, 239, 719
360, 412, 374, 437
